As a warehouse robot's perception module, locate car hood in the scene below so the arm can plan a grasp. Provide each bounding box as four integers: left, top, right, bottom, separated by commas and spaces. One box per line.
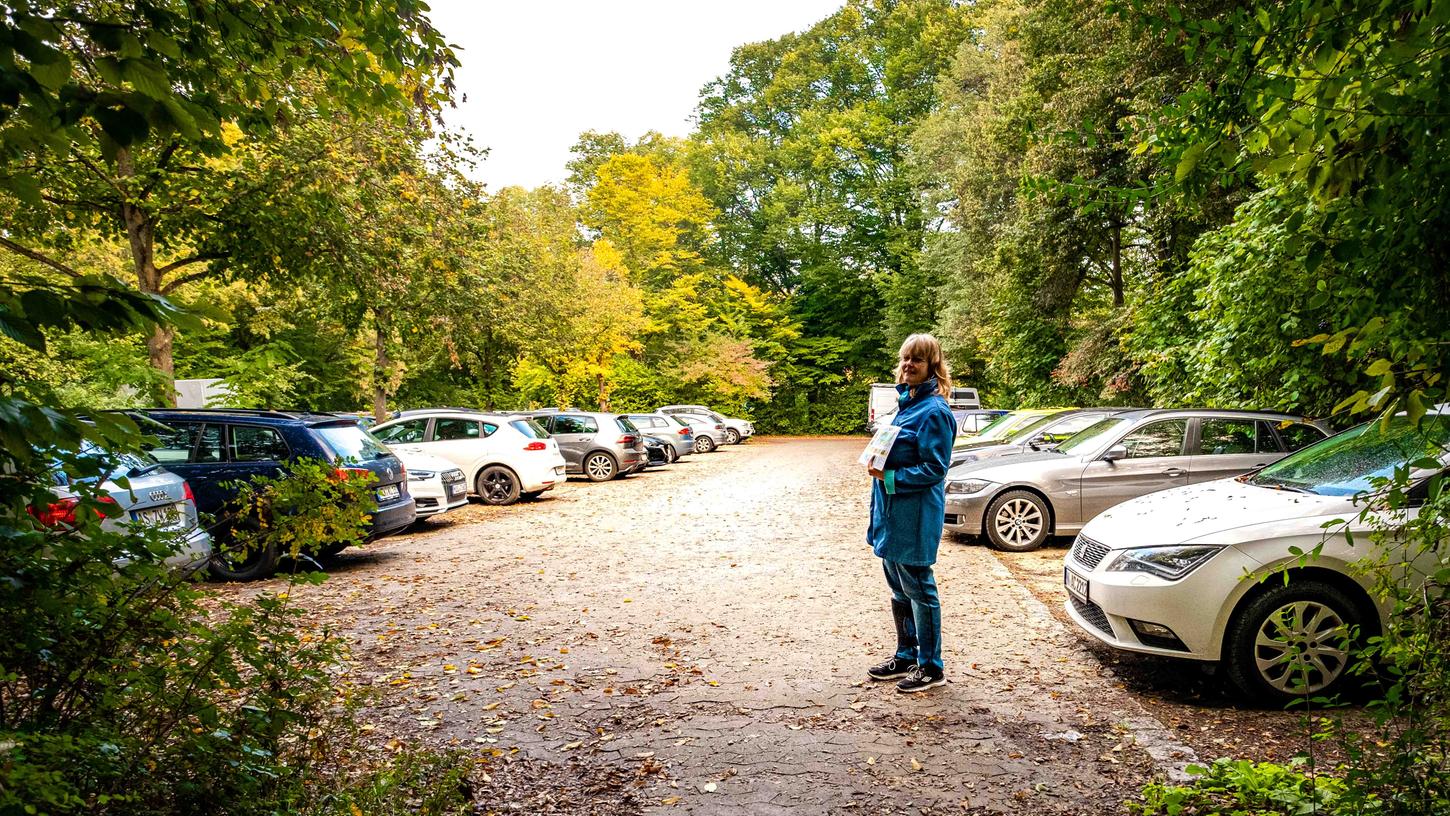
390, 448, 459, 473
946, 450, 1074, 480
1082, 478, 1356, 548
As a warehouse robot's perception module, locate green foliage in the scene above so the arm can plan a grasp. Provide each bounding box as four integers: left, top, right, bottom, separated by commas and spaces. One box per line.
1130, 758, 1347, 816
225, 458, 377, 562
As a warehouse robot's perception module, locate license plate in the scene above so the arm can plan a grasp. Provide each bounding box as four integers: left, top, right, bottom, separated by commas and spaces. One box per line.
377, 484, 400, 502
1064, 567, 1089, 603
132, 504, 180, 526
447, 483, 465, 496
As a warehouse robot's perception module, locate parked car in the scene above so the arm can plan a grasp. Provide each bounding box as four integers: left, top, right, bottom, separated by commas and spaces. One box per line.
669, 411, 728, 453
131, 409, 416, 580
1064, 413, 1449, 703
624, 413, 694, 463
942, 409, 1329, 552
39, 445, 211, 572
953, 409, 1008, 437
642, 434, 670, 467
390, 448, 468, 518
658, 405, 753, 445
372, 410, 566, 504
523, 410, 646, 481
951, 408, 1129, 467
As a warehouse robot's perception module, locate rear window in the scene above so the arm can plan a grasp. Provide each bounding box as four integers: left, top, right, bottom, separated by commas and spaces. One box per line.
616, 417, 640, 433
1278, 422, 1327, 451
511, 419, 549, 439
315, 424, 391, 463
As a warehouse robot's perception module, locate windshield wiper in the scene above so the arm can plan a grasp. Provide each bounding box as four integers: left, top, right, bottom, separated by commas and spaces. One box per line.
1252, 478, 1314, 494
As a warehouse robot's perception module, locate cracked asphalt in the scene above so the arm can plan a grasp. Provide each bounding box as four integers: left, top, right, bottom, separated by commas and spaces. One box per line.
229, 436, 1219, 814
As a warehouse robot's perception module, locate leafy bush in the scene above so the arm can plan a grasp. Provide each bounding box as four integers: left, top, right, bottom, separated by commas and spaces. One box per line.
222, 457, 379, 566
1132, 758, 1347, 816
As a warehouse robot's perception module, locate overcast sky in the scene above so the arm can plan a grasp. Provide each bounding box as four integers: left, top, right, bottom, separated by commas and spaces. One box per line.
427, 1, 844, 192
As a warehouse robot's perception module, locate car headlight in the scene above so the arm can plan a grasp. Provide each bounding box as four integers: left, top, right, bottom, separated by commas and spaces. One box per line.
1106, 546, 1223, 580
408, 470, 436, 481
946, 478, 993, 495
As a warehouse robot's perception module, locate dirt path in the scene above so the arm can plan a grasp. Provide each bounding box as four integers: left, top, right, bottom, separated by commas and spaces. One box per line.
222, 437, 1223, 814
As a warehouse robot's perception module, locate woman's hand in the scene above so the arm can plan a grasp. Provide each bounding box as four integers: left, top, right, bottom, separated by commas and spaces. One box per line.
868, 467, 884, 480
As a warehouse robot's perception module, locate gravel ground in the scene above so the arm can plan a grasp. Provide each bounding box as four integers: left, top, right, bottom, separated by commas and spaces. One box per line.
212, 436, 1360, 815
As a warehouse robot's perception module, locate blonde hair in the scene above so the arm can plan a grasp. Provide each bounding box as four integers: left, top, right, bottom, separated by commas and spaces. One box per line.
894, 333, 952, 398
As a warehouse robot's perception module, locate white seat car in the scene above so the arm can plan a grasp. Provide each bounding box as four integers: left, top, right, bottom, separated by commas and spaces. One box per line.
392, 449, 467, 518
1064, 413, 1449, 703
372, 410, 566, 506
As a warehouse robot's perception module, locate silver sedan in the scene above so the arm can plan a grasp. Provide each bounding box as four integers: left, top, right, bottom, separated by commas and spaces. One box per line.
942, 409, 1328, 552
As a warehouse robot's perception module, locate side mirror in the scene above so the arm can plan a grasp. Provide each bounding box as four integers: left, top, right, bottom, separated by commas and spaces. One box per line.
1101, 444, 1128, 463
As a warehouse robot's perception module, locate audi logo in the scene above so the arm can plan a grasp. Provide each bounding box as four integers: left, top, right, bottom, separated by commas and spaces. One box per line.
148, 490, 170, 503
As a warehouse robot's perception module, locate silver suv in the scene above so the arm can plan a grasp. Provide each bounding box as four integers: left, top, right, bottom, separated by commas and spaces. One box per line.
942, 409, 1329, 552
525, 410, 646, 481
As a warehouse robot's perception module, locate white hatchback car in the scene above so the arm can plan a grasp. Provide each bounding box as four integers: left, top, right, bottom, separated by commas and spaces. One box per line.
372, 410, 566, 506
1064, 414, 1449, 703
392, 449, 467, 518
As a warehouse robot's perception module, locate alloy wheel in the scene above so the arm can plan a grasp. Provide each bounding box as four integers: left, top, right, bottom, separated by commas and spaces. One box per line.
585, 453, 616, 481
1253, 600, 1349, 695
483, 470, 514, 502
993, 498, 1043, 549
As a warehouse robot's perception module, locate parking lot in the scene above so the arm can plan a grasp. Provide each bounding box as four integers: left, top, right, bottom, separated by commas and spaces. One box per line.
217, 436, 1341, 815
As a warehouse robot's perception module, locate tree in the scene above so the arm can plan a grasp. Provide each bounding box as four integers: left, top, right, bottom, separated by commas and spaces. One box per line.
0, 2, 456, 402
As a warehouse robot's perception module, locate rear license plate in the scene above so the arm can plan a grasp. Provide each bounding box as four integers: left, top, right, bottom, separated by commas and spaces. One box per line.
447, 483, 465, 496
132, 503, 181, 526
377, 484, 401, 502
1064, 567, 1089, 603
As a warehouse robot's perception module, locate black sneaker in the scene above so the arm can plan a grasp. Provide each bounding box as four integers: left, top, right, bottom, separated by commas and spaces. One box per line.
867, 657, 916, 681
896, 666, 946, 693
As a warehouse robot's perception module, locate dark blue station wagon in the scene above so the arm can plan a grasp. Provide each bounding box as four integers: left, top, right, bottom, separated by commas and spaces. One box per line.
130, 409, 416, 580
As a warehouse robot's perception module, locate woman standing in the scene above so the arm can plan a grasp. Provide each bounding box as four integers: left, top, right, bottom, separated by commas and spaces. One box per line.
866, 333, 957, 693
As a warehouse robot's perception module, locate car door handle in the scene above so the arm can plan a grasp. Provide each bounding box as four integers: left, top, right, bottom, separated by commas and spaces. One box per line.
1254, 463, 1267, 469
1162, 467, 1187, 477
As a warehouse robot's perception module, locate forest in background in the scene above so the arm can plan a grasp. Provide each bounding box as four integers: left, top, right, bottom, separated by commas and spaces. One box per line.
3, 0, 1445, 433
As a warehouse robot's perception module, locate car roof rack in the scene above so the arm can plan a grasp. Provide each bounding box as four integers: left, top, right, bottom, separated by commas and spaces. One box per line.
136, 407, 316, 421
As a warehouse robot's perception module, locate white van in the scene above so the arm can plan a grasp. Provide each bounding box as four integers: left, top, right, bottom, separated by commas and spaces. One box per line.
948, 387, 981, 409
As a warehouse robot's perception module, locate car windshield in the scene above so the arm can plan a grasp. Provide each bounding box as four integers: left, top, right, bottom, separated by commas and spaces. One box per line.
1246, 416, 1450, 496
315, 423, 392, 462
1056, 417, 1132, 455
510, 419, 549, 439
976, 412, 1046, 442
999, 414, 1062, 441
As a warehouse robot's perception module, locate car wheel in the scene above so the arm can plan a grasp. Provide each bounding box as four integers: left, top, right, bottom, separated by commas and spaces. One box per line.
695, 436, 716, 454
725, 428, 741, 445
583, 452, 618, 482
476, 465, 522, 505
1225, 580, 1365, 704
984, 490, 1050, 552
207, 536, 280, 581
320, 542, 350, 558
520, 490, 545, 500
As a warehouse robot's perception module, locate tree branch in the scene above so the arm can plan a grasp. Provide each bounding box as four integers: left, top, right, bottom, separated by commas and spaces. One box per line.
158, 257, 225, 294
141, 142, 181, 198
0, 236, 83, 277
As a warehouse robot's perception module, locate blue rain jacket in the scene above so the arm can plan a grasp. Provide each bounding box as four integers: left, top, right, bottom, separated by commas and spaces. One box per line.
867, 378, 957, 566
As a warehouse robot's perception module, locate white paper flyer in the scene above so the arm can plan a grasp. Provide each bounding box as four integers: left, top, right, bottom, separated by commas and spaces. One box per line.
858, 424, 900, 470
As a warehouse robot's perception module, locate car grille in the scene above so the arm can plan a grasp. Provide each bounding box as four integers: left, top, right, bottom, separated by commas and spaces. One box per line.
1071, 535, 1110, 569
1071, 596, 1114, 637
415, 497, 438, 508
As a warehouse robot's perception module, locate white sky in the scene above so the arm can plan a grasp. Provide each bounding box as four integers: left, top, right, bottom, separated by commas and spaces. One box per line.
427, 1, 844, 191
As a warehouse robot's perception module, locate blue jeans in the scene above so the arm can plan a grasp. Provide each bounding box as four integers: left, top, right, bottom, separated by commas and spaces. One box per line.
881, 559, 943, 671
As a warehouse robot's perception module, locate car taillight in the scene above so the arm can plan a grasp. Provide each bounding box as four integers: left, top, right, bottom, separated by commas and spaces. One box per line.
29, 496, 118, 527
678, 427, 690, 435
182, 481, 195, 504
334, 467, 369, 481
618, 435, 637, 445
524, 441, 547, 451
715, 424, 724, 430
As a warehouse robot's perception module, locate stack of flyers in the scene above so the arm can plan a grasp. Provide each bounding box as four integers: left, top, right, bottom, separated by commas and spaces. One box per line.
858, 424, 900, 471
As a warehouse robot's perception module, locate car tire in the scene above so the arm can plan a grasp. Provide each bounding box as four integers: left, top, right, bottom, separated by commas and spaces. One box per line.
1224, 580, 1365, 704
320, 542, 350, 558
476, 465, 522, 505
520, 490, 545, 501
695, 436, 716, 454
664, 445, 678, 464
725, 428, 741, 445
208, 536, 280, 581
583, 451, 618, 482
983, 490, 1051, 552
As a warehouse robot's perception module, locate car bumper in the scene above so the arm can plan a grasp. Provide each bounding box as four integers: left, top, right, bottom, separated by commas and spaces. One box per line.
1063, 543, 1256, 661
169, 526, 213, 572
368, 497, 417, 539
411, 478, 469, 517
942, 491, 993, 535
517, 456, 567, 493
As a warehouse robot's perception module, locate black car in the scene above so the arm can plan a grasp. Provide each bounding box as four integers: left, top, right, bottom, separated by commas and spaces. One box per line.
129, 409, 416, 580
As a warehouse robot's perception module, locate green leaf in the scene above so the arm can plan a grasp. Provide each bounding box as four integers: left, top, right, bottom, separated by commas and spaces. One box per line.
1365, 359, 1392, 376
28, 52, 72, 90
121, 58, 171, 99
1175, 140, 1210, 182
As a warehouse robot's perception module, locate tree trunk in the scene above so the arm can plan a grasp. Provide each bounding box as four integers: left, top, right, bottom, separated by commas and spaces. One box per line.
373, 313, 390, 421
117, 148, 176, 405
1109, 221, 1125, 308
